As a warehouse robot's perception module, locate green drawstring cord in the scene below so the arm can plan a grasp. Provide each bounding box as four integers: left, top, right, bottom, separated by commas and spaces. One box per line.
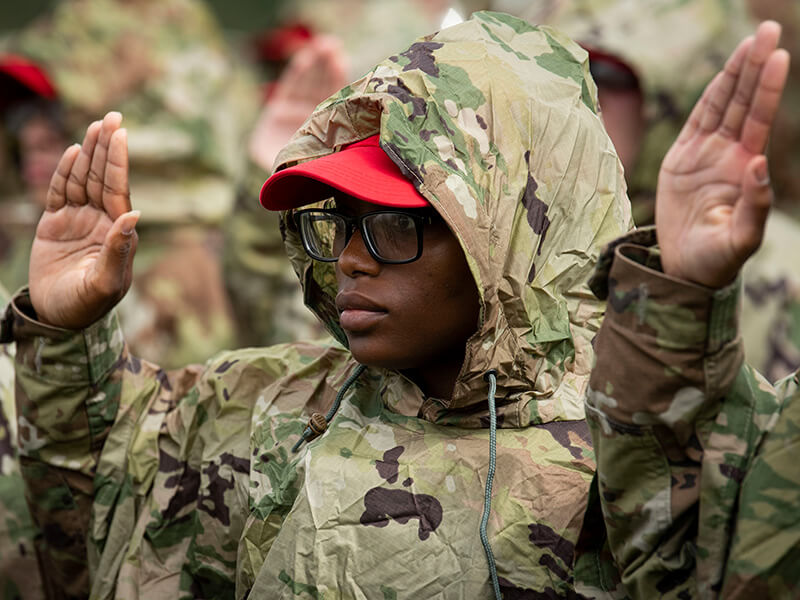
292, 364, 367, 453
481, 369, 502, 600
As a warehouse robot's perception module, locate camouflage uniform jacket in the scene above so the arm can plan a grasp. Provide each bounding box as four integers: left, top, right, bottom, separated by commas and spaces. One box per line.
3, 13, 631, 599
573, 227, 792, 599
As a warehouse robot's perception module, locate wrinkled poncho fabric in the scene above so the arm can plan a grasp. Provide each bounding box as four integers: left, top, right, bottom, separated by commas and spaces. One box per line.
5, 12, 631, 599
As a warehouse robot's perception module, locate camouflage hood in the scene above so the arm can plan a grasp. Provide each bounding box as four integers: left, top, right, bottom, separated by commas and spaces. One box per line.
274, 11, 632, 426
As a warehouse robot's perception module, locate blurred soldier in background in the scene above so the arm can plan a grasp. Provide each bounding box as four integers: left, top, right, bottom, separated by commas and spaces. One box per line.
1, 55, 69, 303
0, 52, 65, 600
482, 0, 754, 225
739, 0, 800, 382
0, 0, 258, 594
224, 33, 346, 347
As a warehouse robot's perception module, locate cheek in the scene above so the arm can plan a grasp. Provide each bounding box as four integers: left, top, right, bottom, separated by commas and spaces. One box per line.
417, 256, 479, 334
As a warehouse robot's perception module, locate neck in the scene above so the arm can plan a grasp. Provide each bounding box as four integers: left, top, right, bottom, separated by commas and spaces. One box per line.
403, 354, 464, 401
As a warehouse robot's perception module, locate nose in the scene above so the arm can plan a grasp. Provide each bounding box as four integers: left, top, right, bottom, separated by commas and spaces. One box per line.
337, 227, 381, 278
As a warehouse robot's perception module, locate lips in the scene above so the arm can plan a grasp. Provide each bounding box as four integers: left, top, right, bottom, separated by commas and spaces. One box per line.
335, 292, 387, 332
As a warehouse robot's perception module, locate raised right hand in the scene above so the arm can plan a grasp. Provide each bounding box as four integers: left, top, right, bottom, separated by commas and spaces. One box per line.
29, 112, 141, 329
248, 35, 348, 172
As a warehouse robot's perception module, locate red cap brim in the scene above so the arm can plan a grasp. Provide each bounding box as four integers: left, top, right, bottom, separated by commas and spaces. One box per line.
260, 134, 428, 210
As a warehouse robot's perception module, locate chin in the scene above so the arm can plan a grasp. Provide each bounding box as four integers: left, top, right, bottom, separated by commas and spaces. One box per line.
346, 336, 412, 371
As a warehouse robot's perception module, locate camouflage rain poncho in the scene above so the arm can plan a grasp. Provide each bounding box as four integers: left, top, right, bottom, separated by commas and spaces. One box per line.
3, 12, 630, 598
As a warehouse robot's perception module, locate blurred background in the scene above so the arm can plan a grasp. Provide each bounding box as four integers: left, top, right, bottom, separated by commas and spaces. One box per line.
1, 0, 283, 34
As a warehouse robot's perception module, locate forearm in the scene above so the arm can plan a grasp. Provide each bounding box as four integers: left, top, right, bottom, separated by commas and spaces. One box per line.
4, 289, 206, 594
585, 228, 748, 598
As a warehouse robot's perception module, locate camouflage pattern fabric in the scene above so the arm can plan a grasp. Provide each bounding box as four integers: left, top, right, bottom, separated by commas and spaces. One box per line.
4, 12, 631, 598
0, 0, 262, 368
721, 372, 800, 597
574, 227, 793, 599
0, 283, 44, 600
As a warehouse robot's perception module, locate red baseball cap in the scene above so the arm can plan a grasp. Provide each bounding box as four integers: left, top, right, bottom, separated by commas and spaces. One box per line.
259, 134, 428, 210
0, 54, 57, 100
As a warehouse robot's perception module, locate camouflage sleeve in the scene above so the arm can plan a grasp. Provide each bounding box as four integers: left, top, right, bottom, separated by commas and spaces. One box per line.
578, 227, 781, 599
3, 289, 206, 597
720, 373, 800, 598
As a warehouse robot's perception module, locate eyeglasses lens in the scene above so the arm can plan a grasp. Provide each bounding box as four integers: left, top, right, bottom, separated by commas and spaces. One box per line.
301, 213, 343, 260
299, 211, 421, 262
364, 213, 419, 261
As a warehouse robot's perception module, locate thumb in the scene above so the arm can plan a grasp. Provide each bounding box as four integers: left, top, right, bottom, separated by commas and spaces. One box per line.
731, 155, 772, 263
90, 210, 141, 299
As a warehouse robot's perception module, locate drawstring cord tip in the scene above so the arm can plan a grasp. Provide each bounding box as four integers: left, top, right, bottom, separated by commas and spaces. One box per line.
291, 364, 367, 453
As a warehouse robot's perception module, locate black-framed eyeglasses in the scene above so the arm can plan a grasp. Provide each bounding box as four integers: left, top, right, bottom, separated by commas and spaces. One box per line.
293, 208, 434, 264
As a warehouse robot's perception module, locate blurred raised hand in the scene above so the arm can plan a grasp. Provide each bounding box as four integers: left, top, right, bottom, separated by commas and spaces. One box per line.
249, 34, 348, 172
656, 21, 791, 288
29, 111, 140, 329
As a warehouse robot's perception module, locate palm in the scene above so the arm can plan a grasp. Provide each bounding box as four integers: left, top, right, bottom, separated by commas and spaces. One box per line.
249, 35, 348, 171
29, 112, 140, 329
656, 22, 790, 288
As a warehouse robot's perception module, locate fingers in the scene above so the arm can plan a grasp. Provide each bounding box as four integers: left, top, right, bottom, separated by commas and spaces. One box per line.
731, 155, 772, 263
45, 144, 81, 212
102, 127, 131, 220
284, 41, 321, 100
86, 112, 123, 209
277, 35, 347, 102
719, 21, 782, 141
675, 72, 720, 145
65, 120, 102, 205
90, 210, 140, 300
314, 35, 348, 98
696, 36, 753, 134
741, 49, 791, 153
